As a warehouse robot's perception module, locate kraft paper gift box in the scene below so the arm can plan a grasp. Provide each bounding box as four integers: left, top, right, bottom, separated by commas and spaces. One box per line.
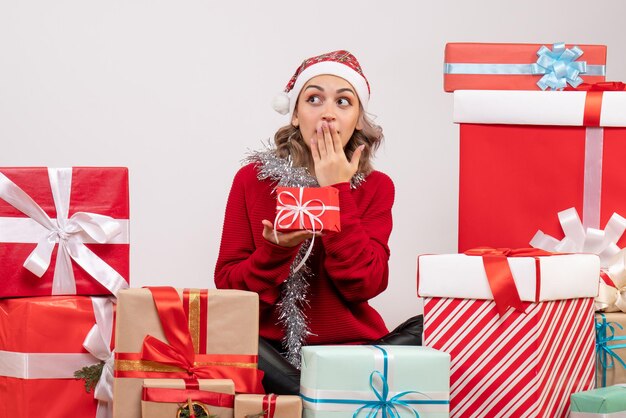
141, 379, 235, 418
0, 296, 115, 418
596, 313, 626, 388
299, 345, 450, 418
113, 287, 264, 418
0, 167, 130, 297
454, 87, 626, 255
418, 251, 600, 418
570, 385, 626, 417
443, 42, 606, 92
275, 187, 340, 233
235, 394, 302, 418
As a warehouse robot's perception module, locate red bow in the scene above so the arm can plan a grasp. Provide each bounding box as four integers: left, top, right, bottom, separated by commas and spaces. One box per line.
464, 247, 553, 317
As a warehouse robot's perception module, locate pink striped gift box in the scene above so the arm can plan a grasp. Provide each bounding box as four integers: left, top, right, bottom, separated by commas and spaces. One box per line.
418, 252, 600, 418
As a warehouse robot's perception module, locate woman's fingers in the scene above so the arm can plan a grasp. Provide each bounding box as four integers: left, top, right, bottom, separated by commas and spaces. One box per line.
329, 122, 342, 154
321, 121, 334, 154
316, 125, 327, 157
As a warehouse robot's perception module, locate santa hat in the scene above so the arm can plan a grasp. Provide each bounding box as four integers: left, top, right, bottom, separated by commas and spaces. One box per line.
272, 50, 370, 116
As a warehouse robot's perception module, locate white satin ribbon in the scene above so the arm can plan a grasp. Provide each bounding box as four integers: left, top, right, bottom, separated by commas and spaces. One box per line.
530, 207, 626, 311
83, 297, 115, 418
273, 188, 339, 273
530, 208, 626, 268
0, 168, 129, 296
0, 350, 99, 378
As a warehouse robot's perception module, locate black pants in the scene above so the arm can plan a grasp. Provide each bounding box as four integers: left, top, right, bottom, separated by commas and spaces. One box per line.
258, 314, 423, 395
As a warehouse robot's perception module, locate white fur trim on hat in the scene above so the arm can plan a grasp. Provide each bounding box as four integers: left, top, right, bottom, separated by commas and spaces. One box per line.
284, 61, 370, 117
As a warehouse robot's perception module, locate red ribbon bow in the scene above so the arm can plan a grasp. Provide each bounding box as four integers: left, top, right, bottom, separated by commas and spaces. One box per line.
464, 247, 554, 317
139, 287, 264, 393
565, 81, 626, 127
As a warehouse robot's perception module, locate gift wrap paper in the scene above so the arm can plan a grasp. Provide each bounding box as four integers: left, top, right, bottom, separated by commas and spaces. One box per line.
141, 379, 235, 418
300, 345, 450, 418
443, 42, 606, 92
0, 296, 107, 418
0, 167, 130, 297
275, 186, 340, 233
419, 252, 599, 417
570, 384, 626, 417
453, 90, 626, 252
114, 288, 262, 418
596, 313, 626, 387
235, 394, 302, 418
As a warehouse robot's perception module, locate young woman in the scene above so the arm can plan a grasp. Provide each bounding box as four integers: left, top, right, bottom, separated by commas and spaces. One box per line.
214, 50, 422, 394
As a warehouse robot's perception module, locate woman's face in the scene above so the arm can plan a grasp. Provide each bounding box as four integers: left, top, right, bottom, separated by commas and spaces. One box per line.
292, 74, 362, 149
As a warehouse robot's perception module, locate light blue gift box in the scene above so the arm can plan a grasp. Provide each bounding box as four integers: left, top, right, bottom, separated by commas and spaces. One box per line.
570, 384, 626, 417
300, 345, 450, 418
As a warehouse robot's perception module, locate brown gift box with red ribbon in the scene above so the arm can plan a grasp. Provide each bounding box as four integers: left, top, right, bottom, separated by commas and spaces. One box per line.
453, 83, 626, 253
234, 394, 302, 418
113, 287, 264, 418
141, 379, 235, 418
274, 187, 340, 233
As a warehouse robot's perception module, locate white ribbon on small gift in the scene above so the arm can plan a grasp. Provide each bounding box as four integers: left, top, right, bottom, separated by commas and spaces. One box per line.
0, 297, 115, 418
530, 207, 626, 311
0, 168, 129, 296
273, 188, 339, 273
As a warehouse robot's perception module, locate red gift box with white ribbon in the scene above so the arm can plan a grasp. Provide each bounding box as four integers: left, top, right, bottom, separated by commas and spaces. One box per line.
0, 296, 115, 418
274, 186, 340, 233
0, 167, 130, 297
418, 251, 600, 418
455, 84, 626, 253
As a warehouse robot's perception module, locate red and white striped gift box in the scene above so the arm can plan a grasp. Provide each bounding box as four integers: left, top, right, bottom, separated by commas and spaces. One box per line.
418, 252, 600, 418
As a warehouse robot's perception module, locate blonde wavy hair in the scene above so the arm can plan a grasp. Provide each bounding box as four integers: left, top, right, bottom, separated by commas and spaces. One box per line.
273, 108, 384, 176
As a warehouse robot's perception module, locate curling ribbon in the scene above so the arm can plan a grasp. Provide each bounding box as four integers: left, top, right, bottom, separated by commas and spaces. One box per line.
595, 313, 626, 387
273, 187, 339, 273
0, 168, 129, 296
464, 248, 553, 317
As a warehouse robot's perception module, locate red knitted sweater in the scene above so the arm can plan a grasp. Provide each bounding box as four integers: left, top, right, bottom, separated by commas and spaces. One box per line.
214, 163, 392, 345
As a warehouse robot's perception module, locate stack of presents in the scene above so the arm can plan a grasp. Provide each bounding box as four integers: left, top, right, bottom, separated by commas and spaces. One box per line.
1, 42, 626, 418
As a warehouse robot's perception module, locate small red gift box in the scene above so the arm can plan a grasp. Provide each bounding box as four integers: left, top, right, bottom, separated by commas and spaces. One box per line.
0, 296, 115, 418
454, 87, 626, 253
0, 167, 130, 297
444, 42, 607, 92
274, 186, 340, 233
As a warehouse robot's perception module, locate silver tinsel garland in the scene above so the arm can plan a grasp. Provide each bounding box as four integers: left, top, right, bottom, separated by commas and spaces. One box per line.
246, 143, 364, 368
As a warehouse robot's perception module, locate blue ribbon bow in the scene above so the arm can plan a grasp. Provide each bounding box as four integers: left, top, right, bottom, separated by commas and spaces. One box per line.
352, 346, 423, 418
532, 42, 587, 90
595, 313, 626, 387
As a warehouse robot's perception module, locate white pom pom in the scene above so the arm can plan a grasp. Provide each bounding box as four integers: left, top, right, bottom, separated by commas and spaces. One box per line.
272, 92, 290, 115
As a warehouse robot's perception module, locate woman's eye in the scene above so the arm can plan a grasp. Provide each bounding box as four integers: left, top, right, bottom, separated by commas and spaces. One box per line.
307, 95, 322, 104
337, 98, 351, 106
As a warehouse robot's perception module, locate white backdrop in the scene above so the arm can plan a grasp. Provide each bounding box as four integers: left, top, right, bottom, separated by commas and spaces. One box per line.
2, 0, 625, 328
